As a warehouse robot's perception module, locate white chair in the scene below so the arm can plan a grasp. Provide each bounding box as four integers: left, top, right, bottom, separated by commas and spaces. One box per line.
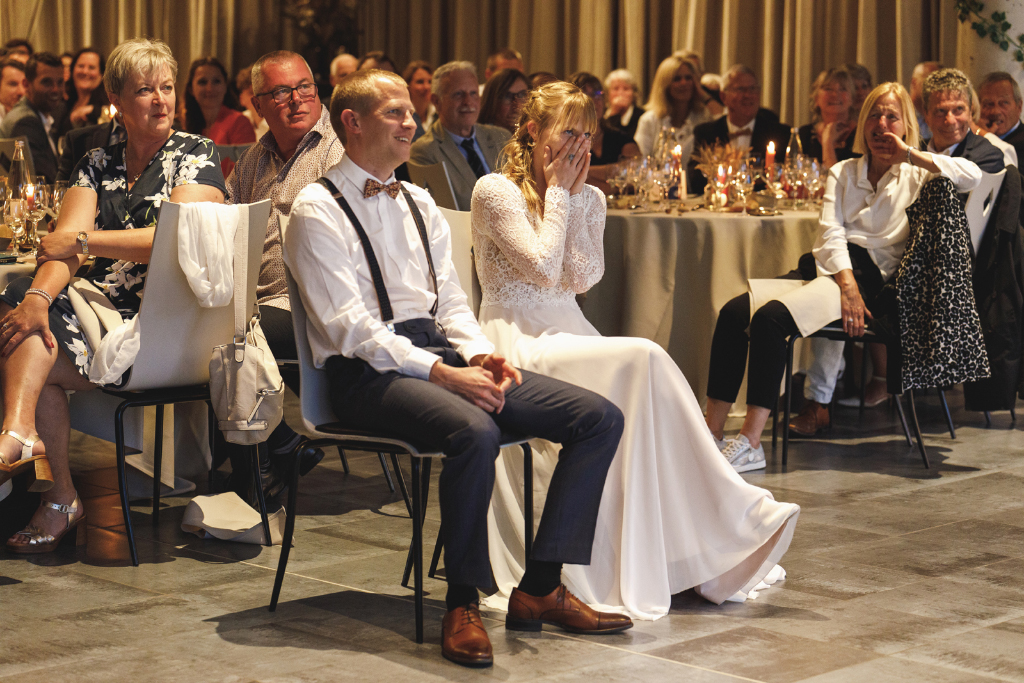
269, 269, 533, 644
407, 160, 460, 210
965, 169, 1006, 256
438, 207, 482, 315
0, 136, 36, 178
71, 199, 272, 565
216, 144, 254, 164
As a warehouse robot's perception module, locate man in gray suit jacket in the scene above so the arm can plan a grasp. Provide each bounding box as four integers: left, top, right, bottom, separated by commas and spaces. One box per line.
409, 61, 511, 211
0, 52, 64, 183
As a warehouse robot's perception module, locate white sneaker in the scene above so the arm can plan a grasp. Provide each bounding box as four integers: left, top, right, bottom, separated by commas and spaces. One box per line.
713, 434, 731, 451
722, 435, 766, 473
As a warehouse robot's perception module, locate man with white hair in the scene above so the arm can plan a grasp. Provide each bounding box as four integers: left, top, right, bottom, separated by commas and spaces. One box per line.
329, 53, 358, 86
979, 71, 1024, 163
409, 61, 511, 210
910, 61, 942, 141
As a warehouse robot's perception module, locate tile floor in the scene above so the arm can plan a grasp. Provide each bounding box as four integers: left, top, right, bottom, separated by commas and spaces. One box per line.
1, 388, 1023, 682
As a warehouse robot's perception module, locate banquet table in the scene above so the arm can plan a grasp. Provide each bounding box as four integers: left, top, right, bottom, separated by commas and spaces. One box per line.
580, 207, 822, 411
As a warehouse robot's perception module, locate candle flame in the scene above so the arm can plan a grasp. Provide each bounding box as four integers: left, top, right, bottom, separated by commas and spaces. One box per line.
109, 104, 117, 117
767, 141, 775, 154
672, 144, 682, 154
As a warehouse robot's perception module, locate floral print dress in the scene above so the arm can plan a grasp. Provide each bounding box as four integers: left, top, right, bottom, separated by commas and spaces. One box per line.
0, 131, 225, 378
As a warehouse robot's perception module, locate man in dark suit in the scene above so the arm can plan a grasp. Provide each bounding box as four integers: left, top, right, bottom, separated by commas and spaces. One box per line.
55, 120, 122, 181
688, 64, 791, 194
978, 71, 1024, 165
409, 61, 511, 210
922, 68, 1004, 173
0, 52, 63, 183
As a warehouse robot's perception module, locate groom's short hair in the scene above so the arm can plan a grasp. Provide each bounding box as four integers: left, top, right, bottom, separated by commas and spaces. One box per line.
330, 69, 405, 144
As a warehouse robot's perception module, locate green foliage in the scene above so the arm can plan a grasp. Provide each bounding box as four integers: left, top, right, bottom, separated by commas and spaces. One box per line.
956, 0, 1024, 62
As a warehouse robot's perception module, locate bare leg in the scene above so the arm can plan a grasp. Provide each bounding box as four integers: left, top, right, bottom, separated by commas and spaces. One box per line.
863, 343, 888, 403
705, 398, 733, 441
0, 304, 57, 462
739, 406, 773, 448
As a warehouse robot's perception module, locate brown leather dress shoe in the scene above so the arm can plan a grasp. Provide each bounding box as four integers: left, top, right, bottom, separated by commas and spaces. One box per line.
788, 400, 830, 437
442, 603, 493, 667
506, 584, 633, 634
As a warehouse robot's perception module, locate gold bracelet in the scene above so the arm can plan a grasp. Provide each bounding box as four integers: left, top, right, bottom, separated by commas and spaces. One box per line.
25, 288, 54, 307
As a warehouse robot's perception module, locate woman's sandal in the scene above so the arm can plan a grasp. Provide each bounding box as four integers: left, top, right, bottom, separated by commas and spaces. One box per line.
6, 495, 87, 554
0, 430, 54, 501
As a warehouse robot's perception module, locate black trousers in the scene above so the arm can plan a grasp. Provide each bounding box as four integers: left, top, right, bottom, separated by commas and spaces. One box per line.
326, 319, 624, 589
707, 247, 901, 409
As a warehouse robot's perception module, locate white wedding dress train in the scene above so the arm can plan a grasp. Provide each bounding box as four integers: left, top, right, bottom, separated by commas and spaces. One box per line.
471, 174, 800, 620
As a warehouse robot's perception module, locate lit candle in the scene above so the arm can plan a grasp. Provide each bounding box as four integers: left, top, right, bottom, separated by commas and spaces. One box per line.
25, 184, 34, 211
766, 141, 776, 170
109, 104, 117, 118
716, 164, 727, 185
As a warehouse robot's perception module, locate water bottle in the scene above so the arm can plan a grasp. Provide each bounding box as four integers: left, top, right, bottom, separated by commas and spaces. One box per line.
6, 140, 31, 200
785, 127, 802, 162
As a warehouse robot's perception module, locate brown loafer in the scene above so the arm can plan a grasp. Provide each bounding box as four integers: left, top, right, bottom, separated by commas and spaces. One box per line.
506, 584, 633, 634
441, 603, 493, 667
788, 400, 830, 437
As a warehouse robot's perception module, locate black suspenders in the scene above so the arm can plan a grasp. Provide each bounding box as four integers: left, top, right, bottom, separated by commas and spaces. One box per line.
317, 177, 440, 330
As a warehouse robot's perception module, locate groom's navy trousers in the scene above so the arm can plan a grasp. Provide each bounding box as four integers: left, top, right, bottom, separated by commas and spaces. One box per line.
326, 318, 624, 589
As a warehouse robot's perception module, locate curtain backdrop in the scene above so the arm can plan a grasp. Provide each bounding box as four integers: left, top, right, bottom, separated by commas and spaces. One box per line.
1, 0, 1013, 125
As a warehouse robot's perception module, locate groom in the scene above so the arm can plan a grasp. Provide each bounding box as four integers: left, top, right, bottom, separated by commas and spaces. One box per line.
283, 69, 632, 667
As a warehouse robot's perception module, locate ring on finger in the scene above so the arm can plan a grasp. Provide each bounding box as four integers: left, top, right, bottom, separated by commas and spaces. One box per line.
568, 153, 575, 161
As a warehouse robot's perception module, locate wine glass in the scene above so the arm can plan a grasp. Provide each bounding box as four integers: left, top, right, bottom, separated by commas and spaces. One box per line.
24, 184, 48, 249
51, 181, 69, 226
5, 198, 27, 250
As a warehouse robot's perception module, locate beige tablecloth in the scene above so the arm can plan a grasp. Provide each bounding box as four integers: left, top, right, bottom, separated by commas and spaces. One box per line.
580, 208, 821, 410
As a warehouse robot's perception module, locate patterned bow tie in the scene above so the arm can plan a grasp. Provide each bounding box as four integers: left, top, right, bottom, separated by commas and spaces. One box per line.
363, 178, 402, 199
729, 127, 753, 139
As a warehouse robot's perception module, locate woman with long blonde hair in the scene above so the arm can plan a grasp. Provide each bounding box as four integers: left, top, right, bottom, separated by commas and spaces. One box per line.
633, 54, 710, 161
471, 81, 800, 620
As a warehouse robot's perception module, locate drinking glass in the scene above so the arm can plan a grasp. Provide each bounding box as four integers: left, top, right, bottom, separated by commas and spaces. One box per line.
25, 184, 48, 249
5, 199, 27, 249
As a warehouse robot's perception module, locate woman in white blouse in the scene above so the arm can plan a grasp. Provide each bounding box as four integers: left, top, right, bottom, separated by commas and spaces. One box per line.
471, 81, 800, 620
633, 54, 710, 162
704, 83, 982, 470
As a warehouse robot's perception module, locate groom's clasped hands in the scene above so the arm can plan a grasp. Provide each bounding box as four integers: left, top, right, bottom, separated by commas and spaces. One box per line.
429, 353, 523, 413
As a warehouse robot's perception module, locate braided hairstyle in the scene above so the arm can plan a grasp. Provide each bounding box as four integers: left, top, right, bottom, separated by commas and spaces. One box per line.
500, 81, 598, 217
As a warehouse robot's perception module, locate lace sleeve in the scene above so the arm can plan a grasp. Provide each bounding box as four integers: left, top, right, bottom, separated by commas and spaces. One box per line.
471, 174, 570, 288
563, 185, 606, 293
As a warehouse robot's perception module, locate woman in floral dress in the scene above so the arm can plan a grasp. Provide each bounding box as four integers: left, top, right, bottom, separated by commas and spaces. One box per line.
0, 38, 225, 553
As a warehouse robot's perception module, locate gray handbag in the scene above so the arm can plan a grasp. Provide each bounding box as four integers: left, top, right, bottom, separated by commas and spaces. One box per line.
208, 213, 284, 444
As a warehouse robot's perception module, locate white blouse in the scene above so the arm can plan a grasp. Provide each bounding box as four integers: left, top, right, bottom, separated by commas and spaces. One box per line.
813, 155, 982, 282
634, 108, 711, 163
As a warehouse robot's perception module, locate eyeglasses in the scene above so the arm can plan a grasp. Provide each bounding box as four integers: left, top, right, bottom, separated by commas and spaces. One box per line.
256, 82, 318, 105
725, 86, 761, 95
502, 90, 530, 104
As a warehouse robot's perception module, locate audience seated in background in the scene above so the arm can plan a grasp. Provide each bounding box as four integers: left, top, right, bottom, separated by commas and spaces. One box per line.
0, 37, 225, 555
568, 71, 639, 193
409, 61, 511, 210
0, 52, 64, 183
845, 62, 874, 111
529, 71, 559, 89
181, 56, 256, 176
356, 51, 397, 73
236, 63, 269, 140
56, 119, 124, 182
970, 85, 1017, 168
798, 66, 859, 170
284, 68, 629, 668
675, 49, 724, 116
0, 58, 26, 123
478, 67, 529, 133
329, 53, 358, 85
56, 47, 109, 139
402, 60, 434, 141
225, 50, 344, 495
978, 71, 1024, 164
2, 39, 32, 63
635, 53, 709, 161
603, 68, 644, 139
484, 48, 525, 81
689, 64, 790, 194
923, 68, 1004, 173
910, 61, 942, 141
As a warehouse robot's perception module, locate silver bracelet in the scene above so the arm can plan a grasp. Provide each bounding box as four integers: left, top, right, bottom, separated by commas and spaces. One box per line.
25, 288, 54, 307
906, 147, 914, 166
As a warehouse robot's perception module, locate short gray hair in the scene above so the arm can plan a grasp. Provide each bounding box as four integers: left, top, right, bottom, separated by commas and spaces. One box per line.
432, 61, 477, 97
978, 71, 1023, 106
604, 68, 642, 103
251, 50, 313, 95
923, 67, 972, 112
722, 64, 757, 92
104, 38, 176, 98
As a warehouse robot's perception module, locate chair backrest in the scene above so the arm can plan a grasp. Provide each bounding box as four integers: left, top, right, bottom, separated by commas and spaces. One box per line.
407, 160, 460, 210
216, 144, 253, 164
965, 169, 1006, 255
121, 199, 272, 390
438, 206, 481, 314
0, 136, 36, 178
285, 269, 339, 433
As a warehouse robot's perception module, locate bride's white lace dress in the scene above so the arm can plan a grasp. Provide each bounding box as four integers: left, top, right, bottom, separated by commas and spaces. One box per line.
471, 173, 801, 620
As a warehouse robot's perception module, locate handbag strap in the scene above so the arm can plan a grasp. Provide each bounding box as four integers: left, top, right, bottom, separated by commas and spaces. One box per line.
231, 203, 251, 362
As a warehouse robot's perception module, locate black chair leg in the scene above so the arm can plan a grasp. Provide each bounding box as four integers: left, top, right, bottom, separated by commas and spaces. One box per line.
411, 458, 424, 644
894, 394, 913, 446
270, 440, 303, 612
250, 445, 272, 546
905, 390, 930, 468
1011, 406, 1017, 425
207, 402, 220, 490
938, 389, 955, 439
389, 453, 413, 516
859, 343, 868, 416
114, 401, 139, 567
782, 336, 796, 467
428, 523, 444, 579
378, 452, 396, 493
152, 404, 163, 523
771, 398, 779, 450
337, 447, 350, 475
401, 458, 431, 588
984, 411, 992, 427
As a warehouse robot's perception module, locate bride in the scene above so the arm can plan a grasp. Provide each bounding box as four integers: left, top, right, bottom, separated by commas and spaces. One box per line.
470, 81, 801, 620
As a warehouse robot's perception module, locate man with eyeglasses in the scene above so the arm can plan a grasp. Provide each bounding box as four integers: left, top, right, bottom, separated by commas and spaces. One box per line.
688, 64, 791, 194
224, 50, 345, 494
410, 61, 511, 211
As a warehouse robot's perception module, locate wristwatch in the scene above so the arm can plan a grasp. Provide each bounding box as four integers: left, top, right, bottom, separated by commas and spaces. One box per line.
77, 231, 89, 256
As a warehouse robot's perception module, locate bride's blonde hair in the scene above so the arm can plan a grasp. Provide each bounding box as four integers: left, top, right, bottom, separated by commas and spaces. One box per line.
500, 81, 599, 217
